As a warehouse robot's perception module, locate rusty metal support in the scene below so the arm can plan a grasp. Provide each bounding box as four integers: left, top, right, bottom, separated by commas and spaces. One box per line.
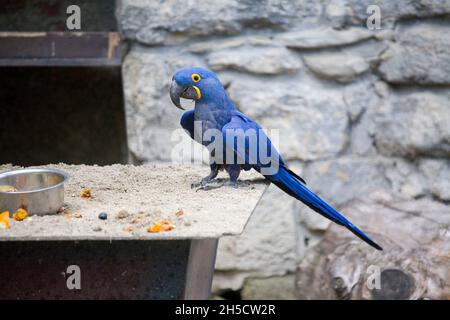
183, 238, 219, 300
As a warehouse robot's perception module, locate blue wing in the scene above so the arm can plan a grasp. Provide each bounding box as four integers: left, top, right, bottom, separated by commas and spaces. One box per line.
180, 109, 195, 139
221, 111, 288, 172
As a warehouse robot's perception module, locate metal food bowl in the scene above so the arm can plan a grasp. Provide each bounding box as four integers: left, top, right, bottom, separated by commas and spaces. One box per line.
0, 168, 69, 215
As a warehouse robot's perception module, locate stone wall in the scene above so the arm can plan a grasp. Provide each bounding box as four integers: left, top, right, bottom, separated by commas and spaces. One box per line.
117, 0, 450, 299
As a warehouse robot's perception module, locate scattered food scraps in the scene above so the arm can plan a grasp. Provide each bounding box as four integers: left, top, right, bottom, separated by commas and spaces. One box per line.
98, 212, 108, 220
147, 220, 176, 233
116, 210, 130, 219
147, 223, 164, 233
0, 211, 10, 230
0, 185, 18, 193
13, 208, 28, 221
175, 209, 184, 217
162, 223, 176, 231
160, 218, 170, 225
63, 210, 73, 219
61, 208, 81, 219
80, 188, 93, 199
147, 223, 163, 233
131, 217, 142, 224
161, 219, 176, 229
122, 226, 133, 232
161, 219, 176, 230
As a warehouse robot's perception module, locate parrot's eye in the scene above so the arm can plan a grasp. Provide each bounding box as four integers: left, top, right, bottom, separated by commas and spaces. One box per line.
191, 73, 201, 82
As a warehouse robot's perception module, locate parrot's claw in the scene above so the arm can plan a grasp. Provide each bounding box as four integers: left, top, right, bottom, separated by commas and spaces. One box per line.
224, 180, 250, 188
195, 180, 249, 191
191, 178, 217, 189
195, 180, 224, 191
191, 182, 200, 189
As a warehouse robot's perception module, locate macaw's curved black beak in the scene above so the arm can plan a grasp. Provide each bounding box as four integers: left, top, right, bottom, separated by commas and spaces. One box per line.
170, 80, 201, 110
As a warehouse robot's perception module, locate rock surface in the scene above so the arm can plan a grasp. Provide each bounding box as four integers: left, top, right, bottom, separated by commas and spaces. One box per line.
296, 191, 450, 300
344, 0, 450, 24
374, 92, 450, 158
303, 53, 369, 82
276, 27, 373, 49
379, 24, 450, 84
303, 157, 391, 206
118, 0, 323, 44
207, 46, 302, 75
242, 275, 297, 300
419, 159, 450, 201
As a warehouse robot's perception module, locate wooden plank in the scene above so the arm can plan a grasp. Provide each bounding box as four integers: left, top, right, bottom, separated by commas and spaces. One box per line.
0, 58, 121, 66
0, 32, 123, 65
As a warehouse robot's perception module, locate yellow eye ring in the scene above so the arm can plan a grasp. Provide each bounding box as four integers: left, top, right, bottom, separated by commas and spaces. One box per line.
191, 73, 201, 82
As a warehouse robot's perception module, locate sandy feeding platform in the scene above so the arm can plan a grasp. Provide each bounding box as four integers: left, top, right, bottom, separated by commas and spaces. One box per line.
0, 163, 268, 241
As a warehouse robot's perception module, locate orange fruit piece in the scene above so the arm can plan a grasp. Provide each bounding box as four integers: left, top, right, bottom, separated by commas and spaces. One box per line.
175, 209, 184, 217
147, 220, 176, 233
0, 211, 10, 230
161, 223, 176, 231
122, 226, 133, 232
80, 188, 93, 199
159, 219, 176, 231
13, 208, 28, 221
147, 223, 164, 233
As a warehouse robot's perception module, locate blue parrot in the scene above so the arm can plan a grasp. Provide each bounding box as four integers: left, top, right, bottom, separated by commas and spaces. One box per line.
170, 67, 382, 250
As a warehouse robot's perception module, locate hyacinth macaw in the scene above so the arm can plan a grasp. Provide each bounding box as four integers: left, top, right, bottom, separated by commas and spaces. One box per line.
169, 67, 382, 250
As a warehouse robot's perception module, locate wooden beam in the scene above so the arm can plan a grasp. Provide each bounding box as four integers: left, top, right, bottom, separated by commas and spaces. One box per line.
0, 32, 124, 66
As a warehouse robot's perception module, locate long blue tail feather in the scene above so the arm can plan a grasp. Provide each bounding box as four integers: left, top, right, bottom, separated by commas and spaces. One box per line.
266, 166, 382, 250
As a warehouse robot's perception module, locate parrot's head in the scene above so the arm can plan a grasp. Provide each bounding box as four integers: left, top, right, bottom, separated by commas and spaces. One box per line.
170, 67, 224, 110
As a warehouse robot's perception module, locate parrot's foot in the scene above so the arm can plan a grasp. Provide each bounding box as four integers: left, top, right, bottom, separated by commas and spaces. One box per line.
195, 180, 249, 191
191, 178, 217, 189
225, 180, 250, 188
195, 180, 224, 191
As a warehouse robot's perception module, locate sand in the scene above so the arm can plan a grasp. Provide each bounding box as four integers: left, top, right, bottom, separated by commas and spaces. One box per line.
0, 163, 268, 241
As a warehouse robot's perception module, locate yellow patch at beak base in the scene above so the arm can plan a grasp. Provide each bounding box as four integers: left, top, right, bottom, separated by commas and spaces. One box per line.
192, 85, 202, 100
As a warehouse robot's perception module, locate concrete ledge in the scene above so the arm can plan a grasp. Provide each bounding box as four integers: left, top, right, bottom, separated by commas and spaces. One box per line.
0, 164, 268, 241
